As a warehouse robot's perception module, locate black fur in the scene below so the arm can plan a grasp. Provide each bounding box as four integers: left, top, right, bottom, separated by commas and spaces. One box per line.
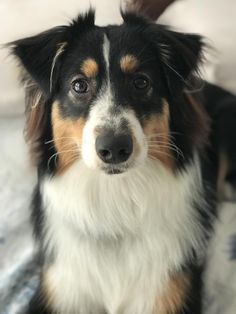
203, 83, 236, 192
27, 290, 50, 314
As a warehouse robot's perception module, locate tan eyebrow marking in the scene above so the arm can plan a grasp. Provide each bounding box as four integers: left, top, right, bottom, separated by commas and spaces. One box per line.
120, 54, 139, 73
80, 58, 98, 78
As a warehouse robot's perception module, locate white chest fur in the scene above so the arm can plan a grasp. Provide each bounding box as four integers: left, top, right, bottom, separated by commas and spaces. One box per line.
42, 158, 205, 314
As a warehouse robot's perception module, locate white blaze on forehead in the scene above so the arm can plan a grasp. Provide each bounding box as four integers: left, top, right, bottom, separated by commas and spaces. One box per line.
103, 34, 110, 73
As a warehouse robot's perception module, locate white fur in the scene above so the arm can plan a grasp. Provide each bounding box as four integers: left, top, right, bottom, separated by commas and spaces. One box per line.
50, 42, 67, 92
42, 157, 206, 314
103, 34, 110, 72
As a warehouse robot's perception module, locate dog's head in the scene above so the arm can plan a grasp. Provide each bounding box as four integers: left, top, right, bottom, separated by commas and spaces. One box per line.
10, 10, 208, 175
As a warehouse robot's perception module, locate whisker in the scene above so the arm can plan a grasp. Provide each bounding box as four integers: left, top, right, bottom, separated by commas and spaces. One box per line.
147, 139, 181, 148
44, 137, 80, 144
58, 155, 79, 169
148, 146, 178, 157
147, 140, 177, 146
48, 141, 81, 151
147, 141, 181, 149
148, 144, 184, 159
148, 141, 184, 156
147, 150, 174, 160
147, 138, 184, 156
164, 62, 186, 84
47, 153, 58, 170
47, 149, 79, 170
148, 142, 180, 151
147, 140, 179, 149
146, 131, 183, 139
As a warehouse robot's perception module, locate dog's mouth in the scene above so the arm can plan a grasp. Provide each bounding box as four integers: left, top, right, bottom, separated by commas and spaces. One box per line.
105, 168, 123, 175
101, 163, 132, 175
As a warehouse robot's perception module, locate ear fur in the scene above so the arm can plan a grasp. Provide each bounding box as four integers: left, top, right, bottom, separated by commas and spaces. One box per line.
147, 24, 204, 92
10, 26, 68, 95
9, 9, 95, 96
122, 11, 204, 93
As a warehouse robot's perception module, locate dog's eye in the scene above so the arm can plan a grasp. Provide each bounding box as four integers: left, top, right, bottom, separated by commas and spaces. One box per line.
72, 79, 89, 94
133, 76, 150, 90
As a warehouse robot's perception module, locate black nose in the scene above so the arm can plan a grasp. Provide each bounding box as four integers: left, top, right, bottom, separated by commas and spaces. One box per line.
96, 133, 133, 164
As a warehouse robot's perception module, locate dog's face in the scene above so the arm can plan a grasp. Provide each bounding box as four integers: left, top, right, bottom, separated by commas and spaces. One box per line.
52, 23, 170, 174
11, 11, 206, 175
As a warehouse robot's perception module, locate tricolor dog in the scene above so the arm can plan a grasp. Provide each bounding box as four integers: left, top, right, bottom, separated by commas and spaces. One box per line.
9, 10, 236, 314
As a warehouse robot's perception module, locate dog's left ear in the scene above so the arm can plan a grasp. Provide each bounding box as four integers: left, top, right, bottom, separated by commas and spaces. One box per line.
147, 25, 204, 92
122, 12, 204, 92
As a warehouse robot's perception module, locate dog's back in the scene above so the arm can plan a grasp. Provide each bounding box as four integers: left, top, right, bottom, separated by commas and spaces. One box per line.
203, 83, 236, 200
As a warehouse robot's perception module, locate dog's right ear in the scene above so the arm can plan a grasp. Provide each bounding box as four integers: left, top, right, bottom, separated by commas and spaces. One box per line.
10, 26, 68, 96
9, 9, 95, 96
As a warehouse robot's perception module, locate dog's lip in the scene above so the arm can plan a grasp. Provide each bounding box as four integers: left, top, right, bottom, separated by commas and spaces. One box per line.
101, 164, 129, 175
106, 168, 123, 175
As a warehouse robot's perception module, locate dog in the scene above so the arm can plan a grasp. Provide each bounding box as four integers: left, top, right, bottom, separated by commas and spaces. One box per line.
9, 10, 236, 314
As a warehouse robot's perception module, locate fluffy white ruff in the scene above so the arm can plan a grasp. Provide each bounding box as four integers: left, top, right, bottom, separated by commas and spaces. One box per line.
42, 158, 206, 314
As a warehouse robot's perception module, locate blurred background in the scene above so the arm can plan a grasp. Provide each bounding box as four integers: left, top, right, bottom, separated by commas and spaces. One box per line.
0, 0, 236, 313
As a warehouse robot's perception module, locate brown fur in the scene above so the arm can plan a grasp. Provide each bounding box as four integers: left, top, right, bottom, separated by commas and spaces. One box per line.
51, 102, 85, 173
81, 58, 98, 78
22, 73, 46, 165
155, 273, 190, 314
143, 100, 175, 170
120, 54, 139, 73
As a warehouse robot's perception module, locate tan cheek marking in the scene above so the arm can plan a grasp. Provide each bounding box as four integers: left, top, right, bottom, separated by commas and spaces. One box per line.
51, 102, 85, 173
154, 273, 190, 314
80, 58, 98, 78
120, 54, 139, 73
143, 100, 175, 170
